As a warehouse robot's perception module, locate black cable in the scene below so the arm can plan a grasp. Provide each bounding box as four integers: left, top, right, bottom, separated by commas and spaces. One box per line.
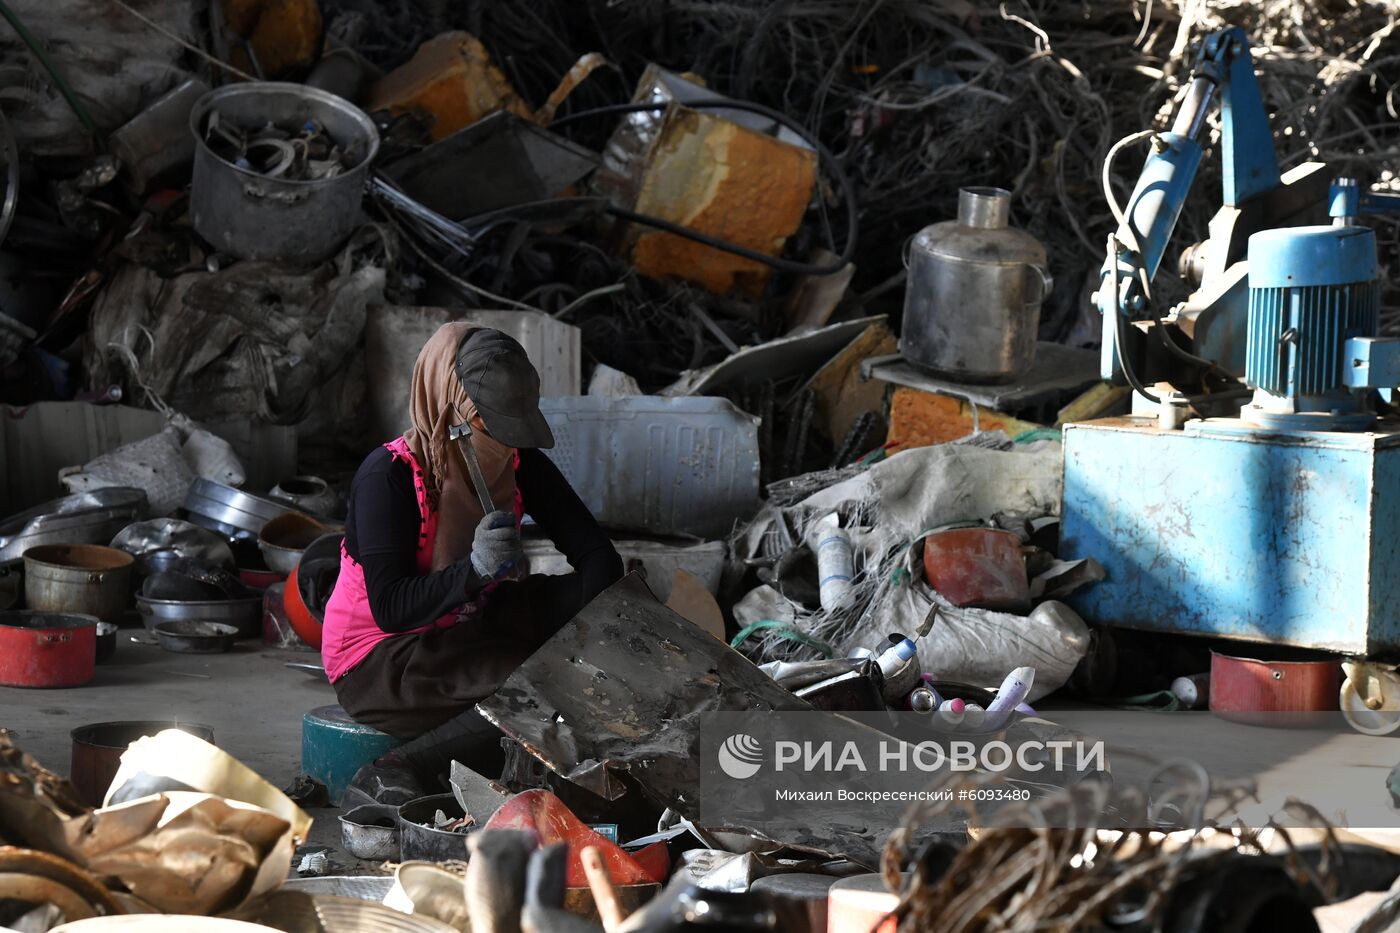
551, 100, 859, 277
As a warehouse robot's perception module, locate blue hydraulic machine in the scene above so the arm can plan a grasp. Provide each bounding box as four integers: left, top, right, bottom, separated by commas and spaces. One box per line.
1060, 26, 1400, 692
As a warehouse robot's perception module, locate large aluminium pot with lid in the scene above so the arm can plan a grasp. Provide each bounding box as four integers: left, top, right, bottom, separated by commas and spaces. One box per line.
901, 186, 1052, 383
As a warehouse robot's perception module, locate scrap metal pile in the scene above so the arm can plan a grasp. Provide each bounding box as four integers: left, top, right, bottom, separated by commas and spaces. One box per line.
2, 0, 1400, 930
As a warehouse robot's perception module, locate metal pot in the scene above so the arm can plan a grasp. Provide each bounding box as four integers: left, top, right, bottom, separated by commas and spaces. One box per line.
182, 478, 294, 540
1210, 649, 1341, 725
901, 187, 1052, 383
269, 476, 338, 519
0, 488, 147, 562
398, 793, 473, 862
258, 512, 332, 576
69, 720, 215, 807
23, 544, 134, 623
340, 804, 401, 860
189, 82, 380, 264
153, 620, 239, 654
136, 594, 263, 639
0, 611, 98, 688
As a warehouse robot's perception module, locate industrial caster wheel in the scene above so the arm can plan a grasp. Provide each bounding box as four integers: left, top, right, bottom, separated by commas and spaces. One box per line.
1340, 661, 1400, 736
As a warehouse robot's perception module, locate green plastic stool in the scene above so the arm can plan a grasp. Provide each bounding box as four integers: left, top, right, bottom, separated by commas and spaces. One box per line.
301, 704, 400, 804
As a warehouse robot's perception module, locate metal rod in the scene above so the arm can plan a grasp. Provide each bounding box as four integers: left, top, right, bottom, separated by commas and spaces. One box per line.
449, 421, 498, 514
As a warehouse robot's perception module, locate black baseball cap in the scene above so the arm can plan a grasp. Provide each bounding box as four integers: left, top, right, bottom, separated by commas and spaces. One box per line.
453, 329, 555, 449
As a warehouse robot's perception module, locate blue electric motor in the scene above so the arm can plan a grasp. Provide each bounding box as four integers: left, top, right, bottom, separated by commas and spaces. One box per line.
1242, 224, 1381, 430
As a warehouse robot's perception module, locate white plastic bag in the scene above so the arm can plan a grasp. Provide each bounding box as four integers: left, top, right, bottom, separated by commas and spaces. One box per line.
179, 422, 245, 487
60, 427, 194, 516
861, 555, 1089, 702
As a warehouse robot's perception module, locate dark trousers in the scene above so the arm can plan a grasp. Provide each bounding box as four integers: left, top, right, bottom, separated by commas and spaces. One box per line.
333, 572, 594, 740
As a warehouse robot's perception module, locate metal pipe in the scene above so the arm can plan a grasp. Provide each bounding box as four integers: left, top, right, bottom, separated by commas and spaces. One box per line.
1170, 76, 1217, 140
956, 187, 1011, 229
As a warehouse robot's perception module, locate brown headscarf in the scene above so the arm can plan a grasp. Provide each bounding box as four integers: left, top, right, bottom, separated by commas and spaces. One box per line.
402, 322, 518, 570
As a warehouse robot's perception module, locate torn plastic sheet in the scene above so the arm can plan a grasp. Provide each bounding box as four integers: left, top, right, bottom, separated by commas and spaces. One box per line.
477, 573, 806, 808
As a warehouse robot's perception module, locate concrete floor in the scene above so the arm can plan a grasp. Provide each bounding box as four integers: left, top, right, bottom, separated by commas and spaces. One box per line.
0, 631, 365, 870
6, 626, 1400, 881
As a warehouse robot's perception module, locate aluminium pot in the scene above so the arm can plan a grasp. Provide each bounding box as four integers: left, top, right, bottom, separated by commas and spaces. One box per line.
901, 186, 1052, 383
189, 82, 380, 264
69, 720, 215, 807
398, 793, 473, 862
0, 611, 98, 688
182, 478, 295, 540
136, 594, 263, 638
22, 544, 134, 623
268, 476, 338, 519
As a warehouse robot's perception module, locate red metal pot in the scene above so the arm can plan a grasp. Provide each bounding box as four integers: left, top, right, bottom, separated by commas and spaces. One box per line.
70, 720, 216, 807
0, 611, 97, 688
1210, 649, 1341, 725
921, 526, 1030, 612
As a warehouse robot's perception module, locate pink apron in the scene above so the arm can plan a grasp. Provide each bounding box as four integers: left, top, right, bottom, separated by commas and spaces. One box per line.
322, 437, 459, 683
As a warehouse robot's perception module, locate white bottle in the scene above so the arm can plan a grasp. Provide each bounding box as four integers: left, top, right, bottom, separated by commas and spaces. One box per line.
814, 513, 855, 612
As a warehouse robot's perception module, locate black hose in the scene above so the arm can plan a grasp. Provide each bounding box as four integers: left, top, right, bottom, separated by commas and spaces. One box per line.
551, 99, 859, 277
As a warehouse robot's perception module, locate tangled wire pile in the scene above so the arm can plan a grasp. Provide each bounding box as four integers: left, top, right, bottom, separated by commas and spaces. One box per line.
369, 0, 1400, 339
879, 764, 1341, 932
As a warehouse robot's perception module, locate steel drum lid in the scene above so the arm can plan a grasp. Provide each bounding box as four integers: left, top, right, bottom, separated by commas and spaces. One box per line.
0, 488, 147, 561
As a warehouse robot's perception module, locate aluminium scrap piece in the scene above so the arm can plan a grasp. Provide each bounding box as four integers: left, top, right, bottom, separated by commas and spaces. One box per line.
477, 573, 904, 867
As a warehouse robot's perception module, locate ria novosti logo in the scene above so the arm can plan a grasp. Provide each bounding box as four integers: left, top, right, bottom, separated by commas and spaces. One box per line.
717, 733, 764, 779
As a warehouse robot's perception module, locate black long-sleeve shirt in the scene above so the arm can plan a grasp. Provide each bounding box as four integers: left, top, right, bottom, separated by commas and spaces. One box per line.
344, 446, 622, 633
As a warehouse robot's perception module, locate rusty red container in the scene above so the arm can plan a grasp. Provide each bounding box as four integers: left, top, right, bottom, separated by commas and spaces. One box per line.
921, 526, 1029, 612
0, 611, 97, 688
1210, 649, 1341, 725
70, 720, 216, 807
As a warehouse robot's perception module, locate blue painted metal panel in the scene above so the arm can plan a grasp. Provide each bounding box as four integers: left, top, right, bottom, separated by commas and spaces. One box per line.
1061, 418, 1400, 654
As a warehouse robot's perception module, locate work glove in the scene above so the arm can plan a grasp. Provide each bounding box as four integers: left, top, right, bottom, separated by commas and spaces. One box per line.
471, 510, 523, 580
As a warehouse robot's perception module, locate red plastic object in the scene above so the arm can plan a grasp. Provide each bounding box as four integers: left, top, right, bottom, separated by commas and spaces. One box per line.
1210, 650, 1340, 724
631, 842, 670, 884
283, 564, 322, 649
483, 789, 659, 886
921, 527, 1029, 612
0, 612, 97, 688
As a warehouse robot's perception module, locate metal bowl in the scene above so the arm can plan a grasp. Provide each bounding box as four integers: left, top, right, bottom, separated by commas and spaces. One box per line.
258, 512, 329, 576
153, 620, 239, 654
340, 804, 401, 860
182, 479, 293, 540
135, 594, 262, 638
